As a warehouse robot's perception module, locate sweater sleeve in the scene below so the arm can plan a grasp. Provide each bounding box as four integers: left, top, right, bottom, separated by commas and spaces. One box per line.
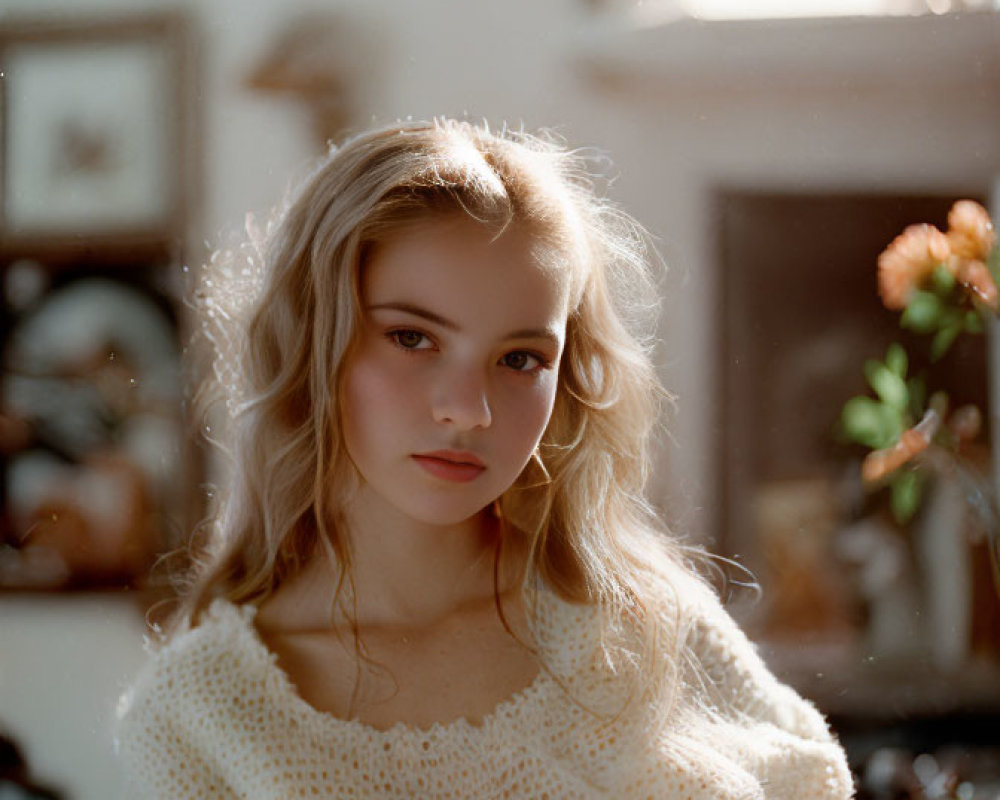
114, 634, 241, 800
115, 687, 240, 799
686, 596, 856, 800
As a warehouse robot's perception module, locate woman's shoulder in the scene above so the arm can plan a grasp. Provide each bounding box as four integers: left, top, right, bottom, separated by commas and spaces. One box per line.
663, 572, 855, 797
147, 598, 266, 669
531, 571, 854, 798
115, 600, 282, 798
116, 598, 272, 728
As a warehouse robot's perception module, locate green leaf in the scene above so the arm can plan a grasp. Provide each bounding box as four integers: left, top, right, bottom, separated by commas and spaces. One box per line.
931, 263, 956, 295
907, 375, 927, 418
901, 291, 943, 334
885, 343, 908, 378
987, 243, 1000, 288
841, 396, 903, 450
939, 307, 963, 329
864, 360, 910, 412
965, 311, 985, 334
930, 323, 962, 362
890, 470, 923, 525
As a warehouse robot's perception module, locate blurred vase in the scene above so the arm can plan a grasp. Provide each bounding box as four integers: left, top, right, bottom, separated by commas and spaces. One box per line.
911, 462, 972, 671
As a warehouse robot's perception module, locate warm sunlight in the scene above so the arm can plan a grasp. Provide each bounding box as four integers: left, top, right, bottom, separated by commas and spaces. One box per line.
679, 0, 995, 18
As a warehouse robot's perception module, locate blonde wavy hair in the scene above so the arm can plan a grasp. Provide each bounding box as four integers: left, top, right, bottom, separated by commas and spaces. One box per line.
169, 118, 710, 721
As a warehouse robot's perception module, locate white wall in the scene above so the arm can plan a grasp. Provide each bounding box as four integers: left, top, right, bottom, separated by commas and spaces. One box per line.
0, 595, 148, 800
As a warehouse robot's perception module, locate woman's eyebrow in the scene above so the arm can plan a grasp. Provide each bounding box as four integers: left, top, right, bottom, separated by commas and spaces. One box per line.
368, 302, 457, 330
368, 301, 562, 347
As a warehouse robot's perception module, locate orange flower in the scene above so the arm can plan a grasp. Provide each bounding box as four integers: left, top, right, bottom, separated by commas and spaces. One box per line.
877, 224, 950, 310
947, 199, 995, 261
861, 427, 930, 483
861, 407, 939, 484
943, 200, 999, 311
952, 257, 998, 311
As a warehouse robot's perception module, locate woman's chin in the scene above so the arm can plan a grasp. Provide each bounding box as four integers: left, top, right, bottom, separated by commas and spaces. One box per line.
401, 500, 493, 529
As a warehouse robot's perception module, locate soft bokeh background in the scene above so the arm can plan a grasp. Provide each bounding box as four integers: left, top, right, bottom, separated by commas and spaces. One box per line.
2, 0, 1000, 797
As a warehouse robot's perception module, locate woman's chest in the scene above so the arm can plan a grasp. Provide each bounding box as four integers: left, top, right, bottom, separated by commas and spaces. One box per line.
260, 608, 540, 731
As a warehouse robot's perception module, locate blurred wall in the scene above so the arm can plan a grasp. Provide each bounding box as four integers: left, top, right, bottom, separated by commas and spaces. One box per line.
0, 596, 148, 800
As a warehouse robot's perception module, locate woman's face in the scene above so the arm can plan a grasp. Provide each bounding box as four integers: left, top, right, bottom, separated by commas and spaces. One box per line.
339, 215, 570, 527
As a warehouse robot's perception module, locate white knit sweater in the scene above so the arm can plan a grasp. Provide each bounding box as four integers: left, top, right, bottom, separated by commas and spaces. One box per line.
116, 582, 854, 799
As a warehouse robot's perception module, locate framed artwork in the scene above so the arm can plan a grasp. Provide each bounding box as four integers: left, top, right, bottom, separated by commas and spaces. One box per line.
0, 14, 197, 591
0, 16, 189, 246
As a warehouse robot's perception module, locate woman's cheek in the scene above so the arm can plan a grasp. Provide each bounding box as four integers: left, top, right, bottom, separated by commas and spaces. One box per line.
342, 349, 412, 428
359, 345, 421, 395
502, 375, 559, 440
533, 370, 561, 421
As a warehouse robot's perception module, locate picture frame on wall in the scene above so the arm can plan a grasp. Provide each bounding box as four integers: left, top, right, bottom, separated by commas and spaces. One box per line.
0, 14, 197, 593
0, 16, 188, 247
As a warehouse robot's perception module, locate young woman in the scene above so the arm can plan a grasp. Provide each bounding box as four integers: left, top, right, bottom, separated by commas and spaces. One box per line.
116, 119, 853, 798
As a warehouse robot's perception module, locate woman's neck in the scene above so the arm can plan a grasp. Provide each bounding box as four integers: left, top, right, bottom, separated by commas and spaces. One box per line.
339, 487, 503, 628
255, 492, 530, 637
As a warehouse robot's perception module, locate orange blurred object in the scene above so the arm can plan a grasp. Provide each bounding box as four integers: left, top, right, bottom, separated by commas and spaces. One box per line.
861, 408, 940, 484
952, 257, 998, 311
947, 199, 995, 262
877, 200, 998, 313
877, 223, 950, 310
862, 428, 931, 483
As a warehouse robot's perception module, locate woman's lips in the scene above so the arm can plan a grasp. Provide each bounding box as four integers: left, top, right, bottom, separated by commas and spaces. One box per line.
411, 451, 485, 483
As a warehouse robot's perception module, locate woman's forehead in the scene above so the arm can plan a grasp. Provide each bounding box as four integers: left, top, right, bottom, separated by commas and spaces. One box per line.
362, 217, 572, 333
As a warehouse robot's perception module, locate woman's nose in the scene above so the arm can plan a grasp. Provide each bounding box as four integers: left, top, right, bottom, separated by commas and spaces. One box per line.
432, 367, 492, 430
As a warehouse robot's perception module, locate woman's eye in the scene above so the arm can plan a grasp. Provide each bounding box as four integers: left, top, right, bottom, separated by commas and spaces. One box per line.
389, 330, 431, 350
500, 351, 544, 372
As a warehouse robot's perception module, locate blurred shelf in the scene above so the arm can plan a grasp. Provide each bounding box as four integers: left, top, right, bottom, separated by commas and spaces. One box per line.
760, 638, 1000, 720
0, 232, 178, 269
574, 11, 1000, 94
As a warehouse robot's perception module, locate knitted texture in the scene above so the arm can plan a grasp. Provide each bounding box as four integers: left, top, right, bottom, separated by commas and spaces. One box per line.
116, 585, 854, 799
